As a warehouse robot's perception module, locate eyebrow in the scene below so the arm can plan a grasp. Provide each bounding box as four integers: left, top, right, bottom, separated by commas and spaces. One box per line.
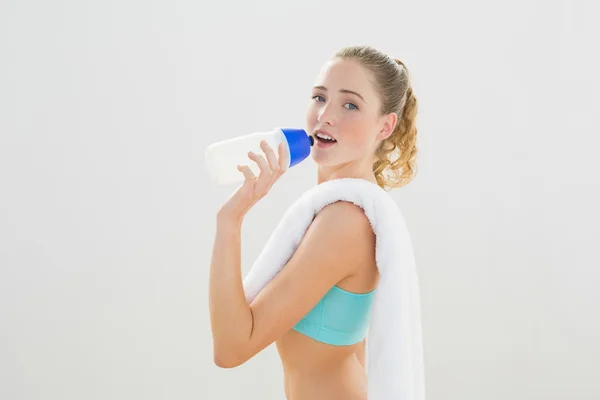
313, 85, 366, 103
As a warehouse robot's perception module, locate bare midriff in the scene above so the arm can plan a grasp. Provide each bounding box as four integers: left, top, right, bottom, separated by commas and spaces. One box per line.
276, 319, 368, 400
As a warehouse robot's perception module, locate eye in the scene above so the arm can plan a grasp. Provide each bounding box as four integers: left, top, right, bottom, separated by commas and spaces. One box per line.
312, 95, 326, 102
344, 102, 358, 110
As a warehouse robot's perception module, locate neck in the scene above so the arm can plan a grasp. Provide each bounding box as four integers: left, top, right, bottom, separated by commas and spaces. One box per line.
316, 158, 378, 186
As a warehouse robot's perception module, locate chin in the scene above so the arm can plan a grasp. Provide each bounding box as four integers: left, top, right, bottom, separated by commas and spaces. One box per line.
310, 151, 338, 167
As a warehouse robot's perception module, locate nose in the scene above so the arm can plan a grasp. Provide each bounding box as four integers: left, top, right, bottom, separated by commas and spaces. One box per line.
317, 102, 336, 127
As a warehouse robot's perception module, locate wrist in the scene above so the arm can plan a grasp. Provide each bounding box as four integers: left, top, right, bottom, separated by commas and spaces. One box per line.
216, 207, 245, 226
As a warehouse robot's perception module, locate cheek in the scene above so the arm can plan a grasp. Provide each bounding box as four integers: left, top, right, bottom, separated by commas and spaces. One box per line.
340, 113, 369, 135
340, 114, 376, 147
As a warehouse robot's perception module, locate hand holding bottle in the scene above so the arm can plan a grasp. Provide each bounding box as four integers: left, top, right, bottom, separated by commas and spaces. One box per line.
205, 127, 314, 186
217, 140, 289, 222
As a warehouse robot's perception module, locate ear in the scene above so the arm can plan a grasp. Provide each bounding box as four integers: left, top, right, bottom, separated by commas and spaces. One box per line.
376, 112, 398, 141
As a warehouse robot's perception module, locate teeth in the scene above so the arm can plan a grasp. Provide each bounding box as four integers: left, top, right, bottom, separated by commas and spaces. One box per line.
316, 133, 336, 141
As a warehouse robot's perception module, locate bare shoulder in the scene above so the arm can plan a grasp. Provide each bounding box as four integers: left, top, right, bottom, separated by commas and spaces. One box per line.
305, 200, 376, 279
316, 200, 373, 236
319, 200, 377, 283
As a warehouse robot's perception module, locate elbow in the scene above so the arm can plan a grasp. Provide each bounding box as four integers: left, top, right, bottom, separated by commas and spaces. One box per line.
213, 346, 247, 369
214, 354, 242, 369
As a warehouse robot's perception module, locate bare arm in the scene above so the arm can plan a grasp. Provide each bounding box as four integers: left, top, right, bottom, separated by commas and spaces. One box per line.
208, 213, 253, 367
208, 201, 374, 368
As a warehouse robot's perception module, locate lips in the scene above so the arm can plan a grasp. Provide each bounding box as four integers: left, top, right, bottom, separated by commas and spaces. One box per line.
313, 130, 337, 143
313, 135, 337, 149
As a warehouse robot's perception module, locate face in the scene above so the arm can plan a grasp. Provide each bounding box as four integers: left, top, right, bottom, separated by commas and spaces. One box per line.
306, 58, 396, 169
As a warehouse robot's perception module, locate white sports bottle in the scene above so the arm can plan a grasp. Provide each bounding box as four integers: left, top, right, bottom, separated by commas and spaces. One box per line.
205, 127, 314, 185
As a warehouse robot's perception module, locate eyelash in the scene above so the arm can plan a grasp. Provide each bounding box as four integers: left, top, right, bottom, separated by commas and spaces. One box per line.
312, 95, 359, 111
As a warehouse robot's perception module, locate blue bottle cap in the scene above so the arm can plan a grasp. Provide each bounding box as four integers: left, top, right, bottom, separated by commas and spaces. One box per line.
280, 128, 313, 167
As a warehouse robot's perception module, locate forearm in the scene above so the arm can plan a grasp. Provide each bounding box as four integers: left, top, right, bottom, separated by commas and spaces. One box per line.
209, 213, 254, 360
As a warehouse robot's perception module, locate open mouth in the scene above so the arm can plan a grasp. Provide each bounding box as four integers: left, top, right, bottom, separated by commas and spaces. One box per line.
314, 132, 337, 144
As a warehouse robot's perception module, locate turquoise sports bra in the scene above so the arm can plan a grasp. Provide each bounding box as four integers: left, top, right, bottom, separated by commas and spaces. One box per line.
292, 284, 376, 346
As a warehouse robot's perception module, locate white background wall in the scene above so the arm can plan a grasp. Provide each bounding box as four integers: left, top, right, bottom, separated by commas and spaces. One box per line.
1, 0, 599, 399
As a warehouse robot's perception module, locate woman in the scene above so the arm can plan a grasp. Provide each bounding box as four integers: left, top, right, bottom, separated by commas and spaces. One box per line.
209, 45, 418, 399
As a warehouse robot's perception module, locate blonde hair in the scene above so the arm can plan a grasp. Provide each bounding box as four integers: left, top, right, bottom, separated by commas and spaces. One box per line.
334, 45, 419, 190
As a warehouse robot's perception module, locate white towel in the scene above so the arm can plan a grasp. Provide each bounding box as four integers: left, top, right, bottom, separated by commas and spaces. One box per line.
242, 177, 426, 400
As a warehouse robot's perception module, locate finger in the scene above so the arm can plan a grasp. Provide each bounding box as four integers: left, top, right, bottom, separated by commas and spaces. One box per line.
247, 151, 273, 194
260, 140, 281, 175
278, 142, 289, 174
248, 151, 271, 176
237, 165, 256, 181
